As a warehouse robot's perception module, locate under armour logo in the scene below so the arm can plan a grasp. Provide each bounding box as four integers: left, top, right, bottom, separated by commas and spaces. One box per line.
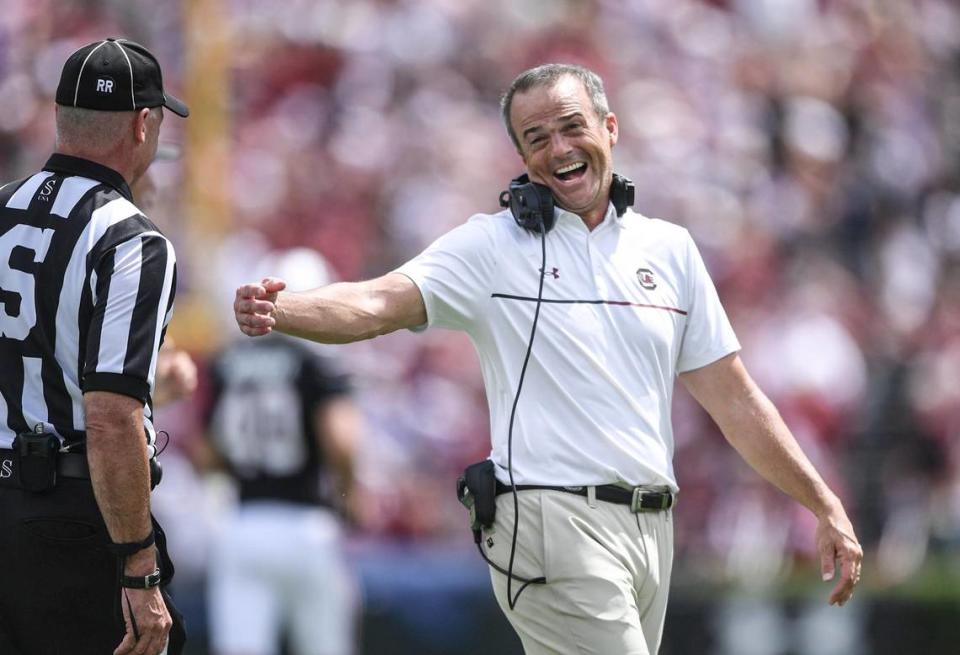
539, 266, 560, 279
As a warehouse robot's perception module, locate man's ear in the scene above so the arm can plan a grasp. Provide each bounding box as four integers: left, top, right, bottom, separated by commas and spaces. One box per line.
606, 112, 619, 147
134, 108, 151, 145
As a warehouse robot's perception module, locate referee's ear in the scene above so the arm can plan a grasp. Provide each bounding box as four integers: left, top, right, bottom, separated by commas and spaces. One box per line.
133, 108, 152, 145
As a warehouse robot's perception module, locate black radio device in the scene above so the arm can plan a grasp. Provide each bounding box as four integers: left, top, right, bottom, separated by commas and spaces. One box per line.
13, 425, 60, 493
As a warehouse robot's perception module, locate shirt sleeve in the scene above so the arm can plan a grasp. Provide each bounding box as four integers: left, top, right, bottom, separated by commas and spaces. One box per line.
393, 215, 497, 332
82, 232, 177, 403
676, 230, 740, 373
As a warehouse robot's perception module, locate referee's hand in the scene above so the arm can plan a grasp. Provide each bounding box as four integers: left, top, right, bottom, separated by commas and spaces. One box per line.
114, 586, 172, 655
235, 277, 286, 336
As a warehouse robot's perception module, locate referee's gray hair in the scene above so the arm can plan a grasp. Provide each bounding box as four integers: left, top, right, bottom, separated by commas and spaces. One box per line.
55, 106, 160, 155
500, 63, 610, 150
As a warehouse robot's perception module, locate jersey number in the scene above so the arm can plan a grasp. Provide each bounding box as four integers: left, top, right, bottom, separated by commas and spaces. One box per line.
213, 386, 307, 476
0, 225, 55, 341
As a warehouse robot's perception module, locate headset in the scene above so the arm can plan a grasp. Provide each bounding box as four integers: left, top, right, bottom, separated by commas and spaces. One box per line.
498, 172, 635, 233
491, 172, 635, 609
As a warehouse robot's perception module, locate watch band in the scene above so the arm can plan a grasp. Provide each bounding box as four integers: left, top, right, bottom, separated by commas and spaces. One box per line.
121, 567, 162, 589
107, 529, 156, 558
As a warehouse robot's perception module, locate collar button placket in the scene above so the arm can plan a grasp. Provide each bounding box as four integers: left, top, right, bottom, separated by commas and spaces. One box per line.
586, 238, 605, 296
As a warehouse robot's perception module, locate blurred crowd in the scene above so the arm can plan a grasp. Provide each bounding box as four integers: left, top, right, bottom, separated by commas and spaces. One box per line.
2, 0, 959, 610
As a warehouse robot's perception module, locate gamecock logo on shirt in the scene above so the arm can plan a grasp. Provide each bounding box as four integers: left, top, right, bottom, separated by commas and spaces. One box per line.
636, 268, 657, 290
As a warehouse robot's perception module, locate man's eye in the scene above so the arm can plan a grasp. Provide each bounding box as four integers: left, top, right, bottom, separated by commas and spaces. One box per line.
529, 136, 546, 146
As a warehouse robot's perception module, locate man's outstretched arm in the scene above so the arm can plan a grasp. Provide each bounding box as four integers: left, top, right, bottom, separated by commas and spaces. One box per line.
679, 352, 863, 606
234, 272, 427, 343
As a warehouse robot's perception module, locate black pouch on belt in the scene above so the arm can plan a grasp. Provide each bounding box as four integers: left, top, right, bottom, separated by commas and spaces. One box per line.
456, 459, 497, 539
13, 430, 60, 493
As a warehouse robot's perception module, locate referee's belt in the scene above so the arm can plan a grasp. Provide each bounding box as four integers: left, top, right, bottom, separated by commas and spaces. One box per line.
495, 480, 675, 512
0, 448, 89, 488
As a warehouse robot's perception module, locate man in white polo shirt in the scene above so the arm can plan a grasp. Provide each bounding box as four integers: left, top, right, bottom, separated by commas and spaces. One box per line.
233, 63, 862, 655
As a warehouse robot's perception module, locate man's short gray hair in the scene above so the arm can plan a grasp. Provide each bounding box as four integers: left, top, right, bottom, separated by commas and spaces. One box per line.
55, 106, 159, 155
500, 63, 610, 150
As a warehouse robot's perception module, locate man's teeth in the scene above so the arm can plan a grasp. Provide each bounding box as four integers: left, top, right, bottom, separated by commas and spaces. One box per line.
555, 162, 586, 175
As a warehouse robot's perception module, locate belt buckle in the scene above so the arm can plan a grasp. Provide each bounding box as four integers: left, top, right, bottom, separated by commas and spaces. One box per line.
631, 488, 671, 513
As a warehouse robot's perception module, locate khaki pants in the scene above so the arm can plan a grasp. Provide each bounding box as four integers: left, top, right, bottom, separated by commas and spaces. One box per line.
483, 488, 674, 655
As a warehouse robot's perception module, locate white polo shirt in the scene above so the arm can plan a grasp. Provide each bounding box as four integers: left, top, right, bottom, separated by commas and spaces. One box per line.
395, 203, 740, 490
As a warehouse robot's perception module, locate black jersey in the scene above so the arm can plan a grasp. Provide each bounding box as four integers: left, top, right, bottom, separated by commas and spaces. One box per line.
0, 155, 176, 450
206, 336, 350, 506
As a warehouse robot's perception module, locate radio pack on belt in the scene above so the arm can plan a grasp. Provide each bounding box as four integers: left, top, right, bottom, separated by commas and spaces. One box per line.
13, 425, 60, 493
456, 459, 497, 541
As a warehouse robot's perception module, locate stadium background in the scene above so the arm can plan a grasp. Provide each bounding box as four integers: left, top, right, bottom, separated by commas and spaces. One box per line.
2, 0, 959, 653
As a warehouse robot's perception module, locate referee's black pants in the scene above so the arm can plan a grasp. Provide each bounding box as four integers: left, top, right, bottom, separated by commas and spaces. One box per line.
0, 478, 186, 655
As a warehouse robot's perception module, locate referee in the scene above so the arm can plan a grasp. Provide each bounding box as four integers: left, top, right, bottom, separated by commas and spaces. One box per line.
0, 39, 188, 655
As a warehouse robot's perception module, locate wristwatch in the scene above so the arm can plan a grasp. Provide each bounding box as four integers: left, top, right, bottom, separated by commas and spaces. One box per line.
121, 567, 162, 589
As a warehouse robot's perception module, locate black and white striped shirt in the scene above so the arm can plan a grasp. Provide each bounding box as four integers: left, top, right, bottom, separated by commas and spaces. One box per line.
0, 154, 176, 453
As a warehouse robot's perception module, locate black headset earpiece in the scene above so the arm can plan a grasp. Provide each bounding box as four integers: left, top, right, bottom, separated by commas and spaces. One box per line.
499, 172, 636, 234
499, 174, 555, 234
609, 173, 635, 218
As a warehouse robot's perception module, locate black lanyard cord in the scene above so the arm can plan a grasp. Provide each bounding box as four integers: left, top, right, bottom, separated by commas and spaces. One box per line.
505, 218, 549, 610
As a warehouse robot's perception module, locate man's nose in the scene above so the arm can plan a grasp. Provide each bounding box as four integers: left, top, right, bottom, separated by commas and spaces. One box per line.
548, 133, 573, 158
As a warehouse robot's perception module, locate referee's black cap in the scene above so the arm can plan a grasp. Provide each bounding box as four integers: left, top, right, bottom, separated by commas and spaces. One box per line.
56, 38, 189, 118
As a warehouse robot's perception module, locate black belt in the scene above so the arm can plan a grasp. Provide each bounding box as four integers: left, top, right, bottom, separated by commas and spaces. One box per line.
0, 448, 90, 489
495, 480, 674, 512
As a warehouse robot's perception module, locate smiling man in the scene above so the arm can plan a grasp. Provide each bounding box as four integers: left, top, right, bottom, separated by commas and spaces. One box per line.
233, 63, 862, 654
